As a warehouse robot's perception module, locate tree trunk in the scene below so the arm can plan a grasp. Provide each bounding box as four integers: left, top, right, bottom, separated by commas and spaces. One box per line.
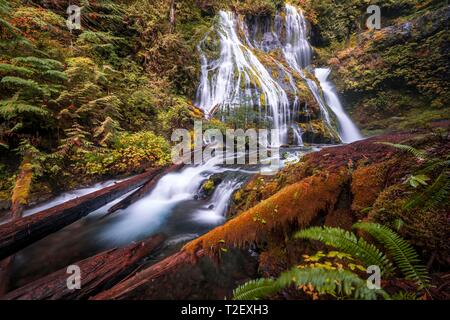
92, 248, 258, 300
2, 234, 166, 300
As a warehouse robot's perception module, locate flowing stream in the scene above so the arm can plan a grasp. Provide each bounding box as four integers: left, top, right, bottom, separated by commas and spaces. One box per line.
6, 4, 362, 291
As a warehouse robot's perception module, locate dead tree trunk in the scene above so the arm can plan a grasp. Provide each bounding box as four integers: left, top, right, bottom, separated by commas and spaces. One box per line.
11, 158, 33, 219
92, 248, 258, 300
2, 234, 166, 300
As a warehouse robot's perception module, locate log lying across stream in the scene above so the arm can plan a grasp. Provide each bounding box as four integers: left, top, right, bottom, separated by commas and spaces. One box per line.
2, 233, 166, 300
0, 168, 164, 260
93, 248, 258, 300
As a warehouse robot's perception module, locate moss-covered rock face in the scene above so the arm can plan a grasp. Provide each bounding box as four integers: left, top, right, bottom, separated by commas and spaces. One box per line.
314, 4, 449, 136
195, 3, 344, 144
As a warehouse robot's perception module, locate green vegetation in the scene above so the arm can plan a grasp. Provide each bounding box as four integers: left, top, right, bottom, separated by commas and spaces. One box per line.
233, 222, 428, 300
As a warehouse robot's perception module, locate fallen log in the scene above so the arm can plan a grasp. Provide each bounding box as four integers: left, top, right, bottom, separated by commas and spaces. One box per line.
0, 168, 163, 260
2, 234, 166, 300
106, 163, 184, 216
92, 248, 258, 300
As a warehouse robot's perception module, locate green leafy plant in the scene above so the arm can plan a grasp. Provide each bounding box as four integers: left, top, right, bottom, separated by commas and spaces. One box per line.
232, 278, 281, 300
233, 222, 429, 300
233, 267, 389, 300
295, 226, 395, 276
376, 142, 427, 160
353, 222, 430, 289
406, 174, 430, 188
403, 170, 450, 211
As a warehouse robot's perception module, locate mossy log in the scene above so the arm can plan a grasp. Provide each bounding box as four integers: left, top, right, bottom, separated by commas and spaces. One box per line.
2, 234, 166, 300
10, 160, 33, 219
0, 168, 164, 260
92, 248, 258, 300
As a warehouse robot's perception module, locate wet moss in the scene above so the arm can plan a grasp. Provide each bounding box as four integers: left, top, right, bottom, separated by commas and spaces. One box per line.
184, 171, 350, 257
351, 162, 390, 216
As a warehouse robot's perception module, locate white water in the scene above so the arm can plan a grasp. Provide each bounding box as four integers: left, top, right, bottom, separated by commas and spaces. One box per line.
23, 179, 120, 217
315, 68, 363, 143
196, 4, 362, 145
196, 9, 308, 144
101, 156, 248, 241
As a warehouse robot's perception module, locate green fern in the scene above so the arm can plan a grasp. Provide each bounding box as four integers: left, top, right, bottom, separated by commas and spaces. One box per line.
233, 267, 389, 300
232, 278, 280, 300
376, 142, 426, 159
353, 222, 429, 289
391, 291, 419, 300
0, 99, 48, 119
0, 63, 34, 77
12, 56, 64, 72
403, 170, 450, 210
415, 158, 450, 175
279, 267, 389, 300
295, 226, 395, 276
1, 76, 47, 97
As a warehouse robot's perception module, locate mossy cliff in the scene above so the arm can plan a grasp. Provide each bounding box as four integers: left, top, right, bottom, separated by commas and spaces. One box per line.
307, 1, 449, 136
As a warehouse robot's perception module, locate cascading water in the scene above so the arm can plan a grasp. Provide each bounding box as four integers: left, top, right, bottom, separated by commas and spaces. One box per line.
196, 4, 362, 145
315, 68, 363, 143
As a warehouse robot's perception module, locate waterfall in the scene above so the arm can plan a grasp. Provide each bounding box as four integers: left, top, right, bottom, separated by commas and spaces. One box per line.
315, 68, 363, 143
196, 4, 362, 145
283, 4, 312, 70
101, 156, 249, 241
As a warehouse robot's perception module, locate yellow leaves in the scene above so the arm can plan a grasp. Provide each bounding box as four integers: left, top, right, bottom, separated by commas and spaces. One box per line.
79, 131, 170, 176
300, 251, 365, 273
299, 283, 319, 300
11, 162, 33, 206
252, 213, 267, 225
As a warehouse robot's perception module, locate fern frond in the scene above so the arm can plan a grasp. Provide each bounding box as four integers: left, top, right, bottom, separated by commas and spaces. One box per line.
295, 227, 395, 276
0, 100, 48, 119
277, 267, 389, 300
415, 158, 450, 175
376, 142, 426, 159
391, 291, 419, 300
0, 63, 34, 77
403, 170, 450, 210
232, 267, 389, 300
232, 278, 280, 300
353, 222, 429, 288
12, 57, 64, 71
1, 76, 46, 96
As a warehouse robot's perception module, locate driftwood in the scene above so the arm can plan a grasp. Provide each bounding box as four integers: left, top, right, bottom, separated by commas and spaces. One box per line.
93, 248, 258, 300
0, 168, 163, 260
2, 234, 166, 300
106, 163, 184, 216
